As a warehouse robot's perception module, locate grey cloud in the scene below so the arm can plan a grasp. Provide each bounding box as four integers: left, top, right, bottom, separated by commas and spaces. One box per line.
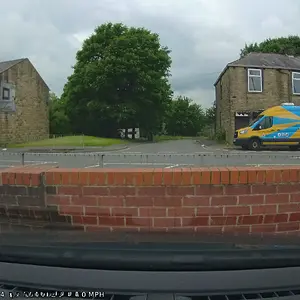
0, 0, 300, 108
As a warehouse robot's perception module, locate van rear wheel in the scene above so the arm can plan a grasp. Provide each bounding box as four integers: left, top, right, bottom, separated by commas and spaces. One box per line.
249, 138, 261, 151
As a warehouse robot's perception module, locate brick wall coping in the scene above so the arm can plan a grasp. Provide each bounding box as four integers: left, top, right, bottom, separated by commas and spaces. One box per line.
1, 165, 299, 186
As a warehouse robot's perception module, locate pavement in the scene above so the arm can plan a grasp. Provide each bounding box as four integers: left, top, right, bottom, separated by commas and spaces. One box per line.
1, 139, 300, 169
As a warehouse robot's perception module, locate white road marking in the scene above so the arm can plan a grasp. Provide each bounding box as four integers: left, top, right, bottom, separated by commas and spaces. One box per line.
158, 151, 177, 154
247, 164, 296, 166
84, 164, 100, 168
165, 164, 180, 169
103, 162, 171, 166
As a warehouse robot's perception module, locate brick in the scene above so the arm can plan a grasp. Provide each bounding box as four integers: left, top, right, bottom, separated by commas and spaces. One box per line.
142, 169, 154, 186
168, 207, 195, 217
256, 170, 266, 183
289, 213, 300, 222
46, 186, 57, 195
58, 187, 82, 196
224, 186, 251, 195
182, 196, 210, 207
166, 186, 194, 196
71, 196, 97, 206
195, 186, 223, 196
182, 217, 209, 226
225, 206, 250, 215
282, 169, 290, 182
98, 197, 124, 207
85, 207, 110, 216
251, 224, 276, 233
252, 185, 277, 194
218, 168, 230, 184
211, 196, 237, 206
153, 218, 181, 227
238, 215, 263, 225
153, 169, 163, 186
239, 195, 264, 205
199, 170, 211, 184
265, 194, 289, 204
139, 207, 166, 217
265, 169, 276, 183
111, 207, 138, 217
277, 184, 300, 194
88, 171, 106, 185
197, 206, 224, 216
278, 203, 300, 213
126, 217, 152, 227
211, 168, 221, 184
82, 187, 109, 196
47, 195, 70, 206
138, 187, 165, 196
125, 196, 153, 207
181, 169, 192, 185
228, 167, 239, 184
290, 194, 300, 203
163, 170, 173, 185
264, 214, 289, 224
211, 216, 237, 226
239, 170, 248, 184
153, 197, 182, 207
191, 170, 201, 185
277, 222, 299, 232
17, 196, 44, 207
173, 169, 182, 185
98, 216, 125, 226
72, 216, 98, 225
59, 205, 84, 216
252, 205, 277, 214
110, 187, 136, 196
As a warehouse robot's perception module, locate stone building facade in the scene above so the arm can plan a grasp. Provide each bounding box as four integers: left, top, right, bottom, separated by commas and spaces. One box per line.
215, 53, 300, 144
0, 58, 49, 146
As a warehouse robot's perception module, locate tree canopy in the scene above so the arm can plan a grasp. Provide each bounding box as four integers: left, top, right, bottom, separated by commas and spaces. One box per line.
61, 22, 173, 140
240, 35, 300, 58
49, 92, 70, 135
165, 96, 206, 136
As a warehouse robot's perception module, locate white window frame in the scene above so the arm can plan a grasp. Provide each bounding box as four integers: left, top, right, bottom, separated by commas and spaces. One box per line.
292, 72, 300, 95
247, 68, 262, 93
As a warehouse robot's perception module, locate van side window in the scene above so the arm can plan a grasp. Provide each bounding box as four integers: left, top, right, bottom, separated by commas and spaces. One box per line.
260, 116, 273, 129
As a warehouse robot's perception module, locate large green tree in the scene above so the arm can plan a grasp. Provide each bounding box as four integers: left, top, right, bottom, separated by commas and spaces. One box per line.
240, 35, 300, 58
62, 22, 173, 140
49, 92, 70, 135
165, 96, 206, 136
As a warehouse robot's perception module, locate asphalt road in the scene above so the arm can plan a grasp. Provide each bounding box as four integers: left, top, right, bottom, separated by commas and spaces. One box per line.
1, 139, 300, 169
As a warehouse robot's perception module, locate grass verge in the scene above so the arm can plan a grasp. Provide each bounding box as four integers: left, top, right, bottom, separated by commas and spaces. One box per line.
7, 135, 128, 148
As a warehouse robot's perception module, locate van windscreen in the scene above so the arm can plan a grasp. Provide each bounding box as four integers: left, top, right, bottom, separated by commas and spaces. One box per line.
249, 114, 263, 126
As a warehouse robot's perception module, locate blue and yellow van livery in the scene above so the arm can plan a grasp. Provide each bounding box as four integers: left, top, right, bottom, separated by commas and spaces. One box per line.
233, 103, 300, 150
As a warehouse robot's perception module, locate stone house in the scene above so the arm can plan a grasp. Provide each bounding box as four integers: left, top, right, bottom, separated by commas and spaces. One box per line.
214, 52, 300, 144
0, 58, 49, 145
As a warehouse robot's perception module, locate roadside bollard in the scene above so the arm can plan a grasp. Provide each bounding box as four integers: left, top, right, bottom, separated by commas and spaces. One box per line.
21, 153, 25, 165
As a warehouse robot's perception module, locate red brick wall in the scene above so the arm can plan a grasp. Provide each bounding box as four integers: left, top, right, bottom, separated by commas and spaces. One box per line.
1, 166, 300, 234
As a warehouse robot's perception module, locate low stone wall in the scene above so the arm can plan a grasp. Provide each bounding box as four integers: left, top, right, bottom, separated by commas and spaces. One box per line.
0, 166, 300, 234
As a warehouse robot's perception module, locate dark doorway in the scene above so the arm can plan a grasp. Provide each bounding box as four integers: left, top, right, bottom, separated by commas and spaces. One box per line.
235, 113, 250, 130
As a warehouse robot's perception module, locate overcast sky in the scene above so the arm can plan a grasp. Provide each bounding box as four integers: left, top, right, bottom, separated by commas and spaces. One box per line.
1, 0, 299, 108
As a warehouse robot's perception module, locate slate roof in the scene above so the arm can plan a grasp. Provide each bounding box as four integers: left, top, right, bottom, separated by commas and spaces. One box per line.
0, 58, 26, 74
214, 52, 300, 86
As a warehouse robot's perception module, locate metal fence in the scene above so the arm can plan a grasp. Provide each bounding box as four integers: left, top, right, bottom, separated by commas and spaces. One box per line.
0, 151, 300, 169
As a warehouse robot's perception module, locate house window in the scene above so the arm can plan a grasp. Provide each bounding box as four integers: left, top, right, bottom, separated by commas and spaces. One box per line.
292, 72, 300, 95
2, 87, 10, 100
248, 69, 262, 92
